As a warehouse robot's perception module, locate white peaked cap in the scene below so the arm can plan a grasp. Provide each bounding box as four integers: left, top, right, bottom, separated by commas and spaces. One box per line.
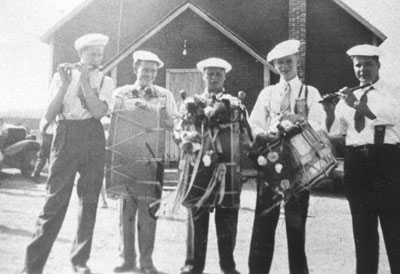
346, 44, 382, 57
267, 39, 301, 62
133, 50, 164, 68
74, 33, 109, 51
196, 57, 232, 73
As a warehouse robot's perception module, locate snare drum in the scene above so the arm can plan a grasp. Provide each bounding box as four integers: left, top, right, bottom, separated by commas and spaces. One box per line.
249, 120, 337, 192
288, 120, 337, 188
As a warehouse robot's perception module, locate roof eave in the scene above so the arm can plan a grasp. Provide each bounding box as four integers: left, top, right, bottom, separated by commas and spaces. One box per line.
40, 0, 95, 44
332, 0, 387, 42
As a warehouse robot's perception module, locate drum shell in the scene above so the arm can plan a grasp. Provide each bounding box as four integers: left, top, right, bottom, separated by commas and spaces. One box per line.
106, 95, 166, 201
183, 108, 242, 208
288, 121, 337, 187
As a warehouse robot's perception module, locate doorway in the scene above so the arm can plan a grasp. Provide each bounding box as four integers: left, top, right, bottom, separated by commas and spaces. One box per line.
165, 68, 204, 164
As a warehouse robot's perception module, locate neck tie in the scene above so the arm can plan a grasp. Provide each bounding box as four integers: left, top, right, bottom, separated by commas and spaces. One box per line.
354, 86, 374, 132
280, 83, 291, 114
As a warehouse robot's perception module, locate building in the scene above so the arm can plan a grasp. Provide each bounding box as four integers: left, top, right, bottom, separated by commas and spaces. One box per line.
40, 0, 385, 162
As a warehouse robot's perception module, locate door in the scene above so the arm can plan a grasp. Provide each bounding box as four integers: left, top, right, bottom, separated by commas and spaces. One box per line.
165, 69, 204, 164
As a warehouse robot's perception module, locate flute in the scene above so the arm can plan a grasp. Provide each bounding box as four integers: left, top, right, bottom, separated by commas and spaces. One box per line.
58, 63, 100, 71
319, 81, 374, 103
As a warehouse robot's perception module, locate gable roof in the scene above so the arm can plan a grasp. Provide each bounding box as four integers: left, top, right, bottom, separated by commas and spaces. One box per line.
40, 0, 95, 43
40, 0, 386, 45
331, 0, 386, 41
101, 2, 276, 73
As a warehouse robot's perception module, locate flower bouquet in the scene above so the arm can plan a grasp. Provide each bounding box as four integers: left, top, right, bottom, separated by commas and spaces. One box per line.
156, 92, 248, 216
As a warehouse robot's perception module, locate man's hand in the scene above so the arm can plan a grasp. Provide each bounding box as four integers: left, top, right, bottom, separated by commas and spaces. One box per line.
319, 94, 339, 114
76, 63, 91, 86
338, 87, 358, 108
57, 63, 73, 86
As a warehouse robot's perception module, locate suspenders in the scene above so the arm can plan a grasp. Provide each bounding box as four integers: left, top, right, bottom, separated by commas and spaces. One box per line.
294, 84, 309, 118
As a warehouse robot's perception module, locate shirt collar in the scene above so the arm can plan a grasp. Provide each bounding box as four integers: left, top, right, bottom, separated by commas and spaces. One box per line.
133, 82, 154, 90
279, 76, 301, 87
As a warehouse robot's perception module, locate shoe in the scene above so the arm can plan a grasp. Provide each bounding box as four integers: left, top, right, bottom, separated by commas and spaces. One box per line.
221, 269, 240, 274
21, 269, 42, 274
180, 265, 202, 274
114, 262, 136, 272
72, 264, 91, 274
31, 174, 41, 183
141, 266, 158, 274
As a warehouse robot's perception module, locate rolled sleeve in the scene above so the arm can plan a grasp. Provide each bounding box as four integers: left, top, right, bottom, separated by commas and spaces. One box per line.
249, 88, 269, 137
306, 86, 326, 131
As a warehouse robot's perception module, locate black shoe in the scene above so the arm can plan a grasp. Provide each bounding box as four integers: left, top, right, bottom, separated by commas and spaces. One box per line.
72, 264, 91, 274
31, 173, 42, 183
21, 269, 42, 274
221, 269, 240, 274
114, 262, 136, 273
141, 266, 158, 274
180, 265, 202, 274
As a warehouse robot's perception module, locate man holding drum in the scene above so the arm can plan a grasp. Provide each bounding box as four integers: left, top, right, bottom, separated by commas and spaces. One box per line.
112, 50, 177, 274
22, 33, 115, 274
180, 58, 242, 274
328, 44, 400, 274
248, 40, 325, 274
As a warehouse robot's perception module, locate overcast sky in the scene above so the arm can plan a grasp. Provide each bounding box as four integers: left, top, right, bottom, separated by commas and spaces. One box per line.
1, 0, 399, 117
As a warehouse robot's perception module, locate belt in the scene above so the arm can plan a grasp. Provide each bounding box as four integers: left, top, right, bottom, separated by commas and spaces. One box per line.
348, 144, 399, 149
347, 144, 400, 157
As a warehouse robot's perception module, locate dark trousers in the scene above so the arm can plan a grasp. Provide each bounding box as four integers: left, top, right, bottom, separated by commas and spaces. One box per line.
118, 196, 157, 268
183, 209, 195, 267
32, 133, 53, 177
23, 118, 106, 273
344, 145, 400, 274
190, 207, 239, 273
249, 180, 309, 274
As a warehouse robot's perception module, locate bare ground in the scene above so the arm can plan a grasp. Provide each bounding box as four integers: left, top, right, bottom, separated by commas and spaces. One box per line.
0, 170, 391, 274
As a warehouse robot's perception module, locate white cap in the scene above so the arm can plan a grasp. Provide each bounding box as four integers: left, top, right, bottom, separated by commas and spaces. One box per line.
196, 57, 232, 73
74, 33, 109, 51
133, 50, 164, 68
267, 40, 300, 62
346, 44, 382, 57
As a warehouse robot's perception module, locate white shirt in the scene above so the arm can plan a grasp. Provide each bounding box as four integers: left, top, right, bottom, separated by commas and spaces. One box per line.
330, 80, 400, 146
113, 82, 178, 128
49, 69, 115, 120
249, 76, 325, 137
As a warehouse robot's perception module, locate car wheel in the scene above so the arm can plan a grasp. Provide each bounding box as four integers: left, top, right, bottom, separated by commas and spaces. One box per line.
20, 148, 38, 178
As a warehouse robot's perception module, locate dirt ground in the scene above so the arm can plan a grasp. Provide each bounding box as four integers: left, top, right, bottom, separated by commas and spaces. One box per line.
0, 169, 392, 274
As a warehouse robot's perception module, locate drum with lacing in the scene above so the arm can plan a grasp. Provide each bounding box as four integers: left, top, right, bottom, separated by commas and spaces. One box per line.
249, 120, 337, 195
105, 91, 166, 202
176, 105, 244, 209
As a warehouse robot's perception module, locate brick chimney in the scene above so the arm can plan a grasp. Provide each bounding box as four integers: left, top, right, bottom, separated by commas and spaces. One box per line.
288, 0, 306, 81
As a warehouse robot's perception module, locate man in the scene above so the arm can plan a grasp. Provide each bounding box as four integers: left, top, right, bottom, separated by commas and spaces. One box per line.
22, 33, 115, 274
180, 57, 241, 274
31, 119, 56, 182
328, 44, 400, 274
248, 40, 325, 274
112, 50, 177, 274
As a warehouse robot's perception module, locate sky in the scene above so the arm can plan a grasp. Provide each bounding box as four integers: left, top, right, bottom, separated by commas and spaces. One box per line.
1, 0, 399, 118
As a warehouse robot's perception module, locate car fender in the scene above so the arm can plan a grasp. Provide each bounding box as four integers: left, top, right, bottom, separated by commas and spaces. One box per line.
3, 140, 40, 156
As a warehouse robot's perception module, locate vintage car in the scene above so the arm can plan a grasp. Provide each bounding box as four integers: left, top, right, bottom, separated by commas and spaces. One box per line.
0, 121, 40, 177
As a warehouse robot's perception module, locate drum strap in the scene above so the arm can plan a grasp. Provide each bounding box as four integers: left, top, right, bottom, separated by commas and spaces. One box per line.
295, 84, 309, 118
